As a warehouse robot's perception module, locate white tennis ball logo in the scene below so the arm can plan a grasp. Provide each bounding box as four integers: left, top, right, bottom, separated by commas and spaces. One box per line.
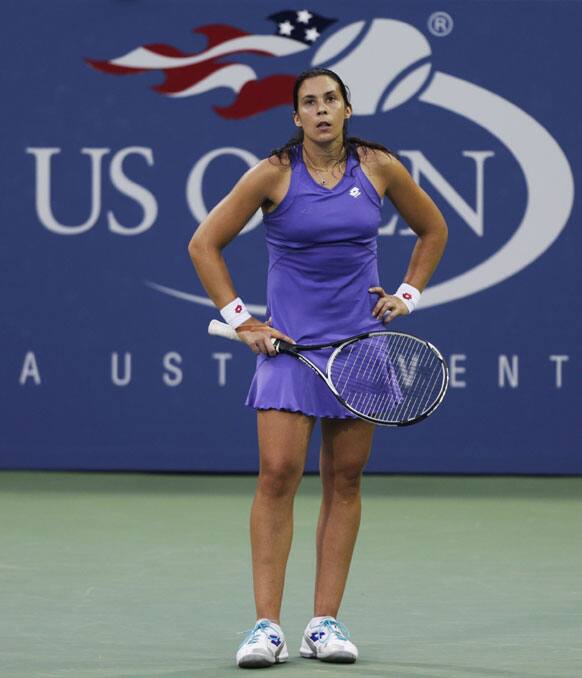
312, 19, 432, 115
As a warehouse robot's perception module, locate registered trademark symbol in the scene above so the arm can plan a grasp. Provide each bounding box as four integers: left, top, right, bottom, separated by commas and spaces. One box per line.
428, 11, 454, 37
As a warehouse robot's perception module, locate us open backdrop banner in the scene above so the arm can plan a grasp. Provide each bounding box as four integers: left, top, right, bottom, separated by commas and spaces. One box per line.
1, 1, 580, 473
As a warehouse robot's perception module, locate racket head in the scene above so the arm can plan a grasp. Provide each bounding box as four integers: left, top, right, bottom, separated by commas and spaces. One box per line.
326, 331, 448, 426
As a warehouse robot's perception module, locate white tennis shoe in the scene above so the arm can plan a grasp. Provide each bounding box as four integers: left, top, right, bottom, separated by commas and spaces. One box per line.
300, 615, 358, 663
236, 618, 288, 669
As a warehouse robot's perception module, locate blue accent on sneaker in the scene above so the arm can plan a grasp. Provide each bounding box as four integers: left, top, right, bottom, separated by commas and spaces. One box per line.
238, 620, 281, 650
320, 618, 350, 641
310, 630, 325, 642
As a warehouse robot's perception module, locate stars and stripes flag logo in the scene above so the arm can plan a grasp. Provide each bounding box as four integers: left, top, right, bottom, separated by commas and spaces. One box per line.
86, 10, 336, 119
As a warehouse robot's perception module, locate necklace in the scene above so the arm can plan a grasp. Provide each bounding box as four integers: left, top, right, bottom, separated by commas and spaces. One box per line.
302, 148, 345, 185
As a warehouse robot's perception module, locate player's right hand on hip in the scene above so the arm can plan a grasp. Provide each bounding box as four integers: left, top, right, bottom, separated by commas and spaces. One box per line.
235, 318, 295, 356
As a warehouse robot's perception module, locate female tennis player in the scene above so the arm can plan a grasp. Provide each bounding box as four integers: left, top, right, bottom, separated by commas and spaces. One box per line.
188, 67, 448, 668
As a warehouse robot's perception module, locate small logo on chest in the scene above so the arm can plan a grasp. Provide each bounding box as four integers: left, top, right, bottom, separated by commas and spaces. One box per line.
349, 186, 361, 198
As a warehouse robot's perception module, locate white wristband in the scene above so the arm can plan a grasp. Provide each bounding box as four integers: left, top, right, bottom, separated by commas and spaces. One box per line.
220, 297, 252, 329
394, 283, 421, 314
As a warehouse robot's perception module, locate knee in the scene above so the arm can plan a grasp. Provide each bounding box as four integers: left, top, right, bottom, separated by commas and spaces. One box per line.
257, 459, 303, 499
326, 465, 363, 500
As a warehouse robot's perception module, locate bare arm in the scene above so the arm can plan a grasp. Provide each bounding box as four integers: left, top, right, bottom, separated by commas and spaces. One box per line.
187, 158, 295, 352
188, 159, 273, 309
384, 155, 448, 292
369, 152, 448, 322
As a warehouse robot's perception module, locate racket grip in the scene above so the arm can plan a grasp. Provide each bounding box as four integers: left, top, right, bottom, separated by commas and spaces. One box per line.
207, 319, 279, 349
208, 319, 242, 342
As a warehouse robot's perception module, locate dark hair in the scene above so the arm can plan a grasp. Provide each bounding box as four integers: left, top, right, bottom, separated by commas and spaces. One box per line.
269, 67, 400, 167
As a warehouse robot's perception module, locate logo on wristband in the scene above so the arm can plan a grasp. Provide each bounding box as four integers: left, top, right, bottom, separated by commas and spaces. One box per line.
403, 293, 412, 300
235, 304, 242, 313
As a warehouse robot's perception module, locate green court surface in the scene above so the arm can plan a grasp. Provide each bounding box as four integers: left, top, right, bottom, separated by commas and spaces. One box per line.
1, 473, 581, 678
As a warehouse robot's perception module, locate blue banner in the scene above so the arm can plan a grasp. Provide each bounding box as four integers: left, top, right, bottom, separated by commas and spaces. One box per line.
1, 1, 579, 473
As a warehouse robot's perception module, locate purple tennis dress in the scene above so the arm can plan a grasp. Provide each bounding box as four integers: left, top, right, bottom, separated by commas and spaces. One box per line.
245, 144, 386, 419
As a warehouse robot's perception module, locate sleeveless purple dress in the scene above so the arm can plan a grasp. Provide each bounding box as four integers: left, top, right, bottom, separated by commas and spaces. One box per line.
245, 144, 386, 419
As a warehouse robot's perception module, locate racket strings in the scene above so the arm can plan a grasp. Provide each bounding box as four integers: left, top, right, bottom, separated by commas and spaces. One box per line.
329, 334, 445, 424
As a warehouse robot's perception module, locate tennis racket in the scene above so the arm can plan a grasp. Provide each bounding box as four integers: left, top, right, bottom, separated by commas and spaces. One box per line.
208, 319, 448, 427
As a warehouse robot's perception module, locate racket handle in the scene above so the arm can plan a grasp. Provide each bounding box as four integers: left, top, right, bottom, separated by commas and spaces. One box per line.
208, 319, 242, 342
207, 319, 279, 350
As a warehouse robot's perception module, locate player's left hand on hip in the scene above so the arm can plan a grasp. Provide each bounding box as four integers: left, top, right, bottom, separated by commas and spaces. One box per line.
368, 287, 409, 324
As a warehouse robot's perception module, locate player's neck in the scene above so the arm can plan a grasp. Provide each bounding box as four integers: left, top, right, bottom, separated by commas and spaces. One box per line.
302, 138, 345, 170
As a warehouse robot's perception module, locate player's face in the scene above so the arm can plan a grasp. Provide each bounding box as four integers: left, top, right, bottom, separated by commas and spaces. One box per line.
294, 76, 352, 143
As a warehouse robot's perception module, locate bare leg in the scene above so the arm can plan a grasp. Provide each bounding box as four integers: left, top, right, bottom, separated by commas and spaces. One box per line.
314, 417, 375, 617
251, 409, 316, 623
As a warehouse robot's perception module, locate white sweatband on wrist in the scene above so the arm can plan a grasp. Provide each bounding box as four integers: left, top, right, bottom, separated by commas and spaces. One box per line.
394, 283, 421, 313
220, 297, 252, 329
